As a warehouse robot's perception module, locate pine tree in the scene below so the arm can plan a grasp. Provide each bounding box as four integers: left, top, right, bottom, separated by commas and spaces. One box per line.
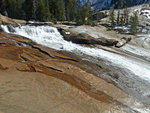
110, 9, 115, 26
37, 0, 51, 21
75, 0, 92, 25
117, 0, 123, 8
15, 0, 23, 19
6, 0, 23, 19
64, 0, 77, 21
120, 14, 124, 26
56, 0, 65, 21
32, 0, 38, 20
49, 0, 65, 21
117, 10, 120, 25
0, 0, 7, 14
44, 0, 51, 21
24, 0, 33, 20
130, 12, 138, 33
84, 0, 92, 25
123, 7, 129, 25
76, 0, 82, 24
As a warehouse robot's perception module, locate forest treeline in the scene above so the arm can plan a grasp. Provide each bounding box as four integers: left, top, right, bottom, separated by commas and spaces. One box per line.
0, 0, 92, 24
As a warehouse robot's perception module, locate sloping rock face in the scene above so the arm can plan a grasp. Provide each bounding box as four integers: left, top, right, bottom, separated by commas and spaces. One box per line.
0, 31, 144, 113
0, 13, 26, 25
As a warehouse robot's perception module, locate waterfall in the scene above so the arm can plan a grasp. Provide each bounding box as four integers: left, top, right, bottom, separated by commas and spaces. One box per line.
0, 25, 76, 50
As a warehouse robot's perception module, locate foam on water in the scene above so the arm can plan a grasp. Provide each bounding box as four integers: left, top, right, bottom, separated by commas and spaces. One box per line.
1, 25, 150, 82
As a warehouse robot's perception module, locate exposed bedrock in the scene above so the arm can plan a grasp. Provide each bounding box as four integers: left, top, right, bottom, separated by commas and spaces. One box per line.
58, 28, 131, 48
0, 32, 147, 113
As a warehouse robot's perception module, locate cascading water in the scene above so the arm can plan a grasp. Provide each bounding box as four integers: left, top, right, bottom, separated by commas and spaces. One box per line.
1, 25, 76, 50
1, 24, 150, 83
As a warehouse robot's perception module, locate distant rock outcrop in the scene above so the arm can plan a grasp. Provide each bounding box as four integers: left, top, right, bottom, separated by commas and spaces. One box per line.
0, 13, 26, 25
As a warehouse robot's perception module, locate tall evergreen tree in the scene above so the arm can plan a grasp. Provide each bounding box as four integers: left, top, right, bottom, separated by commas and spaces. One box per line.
120, 14, 124, 26
6, 0, 23, 19
24, 0, 33, 20
84, 0, 92, 24
110, 9, 115, 26
123, 7, 129, 25
0, 0, 7, 14
76, 0, 92, 25
117, 10, 120, 25
36, 0, 51, 21
49, 0, 65, 21
130, 12, 138, 33
117, 0, 123, 8
32, 0, 38, 20
56, 0, 65, 21
76, 0, 82, 24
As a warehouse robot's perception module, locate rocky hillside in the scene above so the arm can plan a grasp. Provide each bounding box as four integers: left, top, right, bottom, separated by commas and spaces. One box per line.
91, 0, 150, 10
97, 2, 150, 28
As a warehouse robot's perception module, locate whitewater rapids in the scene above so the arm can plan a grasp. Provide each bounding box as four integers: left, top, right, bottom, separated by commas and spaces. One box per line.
1, 25, 150, 82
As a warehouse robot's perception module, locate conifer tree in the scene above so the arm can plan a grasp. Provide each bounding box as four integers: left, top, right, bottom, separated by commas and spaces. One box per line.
75, 0, 92, 25
76, 0, 82, 24
84, 0, 92, 24
117, 10, 120, 25
32, 0, 38, 20
37, 0, 51, 21
118, 0, 123, 8
49, 0, 65, 21
0, 0, 7, 14
24, 0, 33, 20
130, 12, 138, 33
123, 7, 129, 25
120, 14, 124, 26
16, 0, 23, 18
44, 0, 51, 21
56, 0, 65, 21
110, 9, 115, 26
6, 0, 23, 19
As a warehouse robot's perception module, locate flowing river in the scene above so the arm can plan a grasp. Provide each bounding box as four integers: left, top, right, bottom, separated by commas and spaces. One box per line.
1, 24, 150, 112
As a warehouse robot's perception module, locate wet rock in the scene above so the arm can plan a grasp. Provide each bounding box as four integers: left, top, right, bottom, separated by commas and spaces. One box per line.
7, 24, 15, 32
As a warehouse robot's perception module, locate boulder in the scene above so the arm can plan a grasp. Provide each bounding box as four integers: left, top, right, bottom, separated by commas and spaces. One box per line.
7, 24, 15, 32
59, 28, 118, 47
115, 37, 132, 48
